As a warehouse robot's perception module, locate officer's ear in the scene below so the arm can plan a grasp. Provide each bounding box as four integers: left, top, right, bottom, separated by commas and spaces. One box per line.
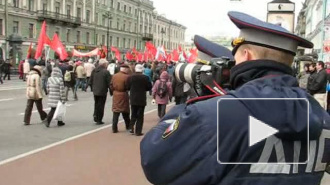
234, 46, 253, 65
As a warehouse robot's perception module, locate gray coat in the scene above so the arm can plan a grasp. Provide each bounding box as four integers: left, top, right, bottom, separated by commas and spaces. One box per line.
47, 67, 65, 107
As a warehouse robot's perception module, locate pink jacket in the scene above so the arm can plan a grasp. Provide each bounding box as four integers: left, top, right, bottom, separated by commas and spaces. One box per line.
152, 71, 172, 105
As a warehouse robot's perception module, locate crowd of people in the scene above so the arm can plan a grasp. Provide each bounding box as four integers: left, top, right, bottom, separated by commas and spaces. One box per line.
297, 61, 329, 110
22, 54, 192, 136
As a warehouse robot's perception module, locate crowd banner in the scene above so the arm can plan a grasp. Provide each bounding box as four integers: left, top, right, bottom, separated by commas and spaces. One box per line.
72, 48, 100, 57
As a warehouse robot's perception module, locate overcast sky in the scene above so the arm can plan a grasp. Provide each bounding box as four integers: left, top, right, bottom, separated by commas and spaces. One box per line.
152, 0, 305, 42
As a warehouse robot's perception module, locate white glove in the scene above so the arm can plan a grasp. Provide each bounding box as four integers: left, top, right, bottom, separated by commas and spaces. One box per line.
151, 99, 156, 105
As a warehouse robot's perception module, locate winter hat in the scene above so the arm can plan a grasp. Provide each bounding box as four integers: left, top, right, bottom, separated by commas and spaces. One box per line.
135, 64, 144, 73
160, 71, 169, 81
88, 58, 93, 63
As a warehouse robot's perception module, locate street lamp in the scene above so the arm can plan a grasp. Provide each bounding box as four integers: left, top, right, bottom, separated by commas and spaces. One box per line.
105, 10, 113, 60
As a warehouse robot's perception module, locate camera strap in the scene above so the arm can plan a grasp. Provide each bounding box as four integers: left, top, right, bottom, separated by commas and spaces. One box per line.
200, 73, 227, 96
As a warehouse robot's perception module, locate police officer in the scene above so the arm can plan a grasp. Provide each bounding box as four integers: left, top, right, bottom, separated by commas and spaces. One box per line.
140, 11, 330, 185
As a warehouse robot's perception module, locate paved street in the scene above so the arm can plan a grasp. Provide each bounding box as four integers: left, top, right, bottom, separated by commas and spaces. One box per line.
0, 77, 329, 185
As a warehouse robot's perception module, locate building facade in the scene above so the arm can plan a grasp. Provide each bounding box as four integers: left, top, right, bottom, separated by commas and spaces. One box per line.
300, 0, 330, 61
0, 0, 186, 64
153, 14, 186, 52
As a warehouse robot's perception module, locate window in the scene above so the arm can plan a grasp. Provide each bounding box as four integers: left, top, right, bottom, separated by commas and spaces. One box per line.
86, 32, 90, 44
95, 34, 98, 44
123, 38, 126, 48
67, 29, 70, 42
102, 15, 106, 25
28, 23, 34, 38
134, 23, 137, 32
116, 37, 119, 47
102, 35, 105, 45
95, 13, 98, 24
86, 10, 90, 23
117, 18, 120, 29
117, 2, 120, 10
149, 27, 151, 34
124, 5, 127, 13
128, 22, 131, 32
77, 7, 81, 18
55, 2, 60, 13
129, 7, 132, 14
42, 3, 47, 12
135, 9, 138, 16
123, 20, 126, 31
55, 27, 60, 36
77, 31, 81, 43
128, 39, 131, 48
110, 0, 113, 8
13, 21, 18, 33
0, 19, 3, 35
134, 40, 136, 47
28, 0, 34, 11
109, 36, 112, 46
13, 0, 19, 8
67, 5, 71, 18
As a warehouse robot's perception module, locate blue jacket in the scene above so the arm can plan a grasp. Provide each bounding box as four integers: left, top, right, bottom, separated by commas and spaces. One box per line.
140, 60, 330, 185
144, 68, 153, 83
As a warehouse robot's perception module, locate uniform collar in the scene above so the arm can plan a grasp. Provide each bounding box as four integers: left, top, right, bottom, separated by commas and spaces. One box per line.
230, 60, 293, 89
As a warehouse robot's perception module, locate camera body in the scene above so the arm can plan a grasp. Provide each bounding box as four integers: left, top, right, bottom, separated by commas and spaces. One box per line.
174, 57, 235, 97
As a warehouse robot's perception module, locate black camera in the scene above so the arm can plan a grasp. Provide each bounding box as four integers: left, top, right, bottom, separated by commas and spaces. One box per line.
174, 57, 235, 97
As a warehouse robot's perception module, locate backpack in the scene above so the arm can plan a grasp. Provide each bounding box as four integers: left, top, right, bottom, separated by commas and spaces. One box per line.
157, 81, 168, 98
64, 71, 72, 82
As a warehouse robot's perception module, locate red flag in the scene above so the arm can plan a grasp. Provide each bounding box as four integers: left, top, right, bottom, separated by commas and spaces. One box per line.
50, 34, 68, 61
126, 51, 133, 61
27, 43, 33, 59
166, 53, 172, 63
111, 46, 121, 61
178, 45, 183, 52
172, 49, 179, 62
183, 50, 187, 60
137, 52, 143, 62
144, 50, 149, 61
188, 48, 198, 63
35, 21, 51, 59
146, 42, 157, 57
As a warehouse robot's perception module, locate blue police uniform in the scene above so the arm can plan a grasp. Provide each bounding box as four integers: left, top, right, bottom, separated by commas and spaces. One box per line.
140, 11, 330, 185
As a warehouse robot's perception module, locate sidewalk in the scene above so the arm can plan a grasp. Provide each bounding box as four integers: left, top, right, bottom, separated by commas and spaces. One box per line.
0, 108, 160, 185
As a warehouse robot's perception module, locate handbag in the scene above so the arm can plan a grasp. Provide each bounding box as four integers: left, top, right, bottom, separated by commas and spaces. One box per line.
53, 101, 67, 121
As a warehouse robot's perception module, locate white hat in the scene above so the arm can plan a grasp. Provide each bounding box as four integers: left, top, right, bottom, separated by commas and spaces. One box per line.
135, 64, 144, 73
88, 58, 93, 63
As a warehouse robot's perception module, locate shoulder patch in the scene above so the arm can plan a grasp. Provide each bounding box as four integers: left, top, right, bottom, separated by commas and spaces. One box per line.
162, 118, 180, 139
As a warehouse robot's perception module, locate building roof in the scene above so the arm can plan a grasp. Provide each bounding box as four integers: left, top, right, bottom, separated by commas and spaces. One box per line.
269, 0, 294, 4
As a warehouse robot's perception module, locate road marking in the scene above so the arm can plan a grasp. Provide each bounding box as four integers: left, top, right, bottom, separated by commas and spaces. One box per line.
0, 105, 168, 166
0, 98, 14, 102
19, 104, 74, 115
0, 86, 26, 91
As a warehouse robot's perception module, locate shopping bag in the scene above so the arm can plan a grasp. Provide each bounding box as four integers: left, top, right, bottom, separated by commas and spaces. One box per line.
53, 101, 66, 121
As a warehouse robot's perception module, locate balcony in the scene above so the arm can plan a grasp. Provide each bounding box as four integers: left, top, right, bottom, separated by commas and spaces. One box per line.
37, 10, 81, 27
142, 33, 153, 41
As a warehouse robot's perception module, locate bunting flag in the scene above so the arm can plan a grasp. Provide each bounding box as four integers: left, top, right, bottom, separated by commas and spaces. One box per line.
72, 48, 99, 57
35, 21, 51, 59
50, 33, 68, 61
111, 46, 121, 61
26, 43, 33, 59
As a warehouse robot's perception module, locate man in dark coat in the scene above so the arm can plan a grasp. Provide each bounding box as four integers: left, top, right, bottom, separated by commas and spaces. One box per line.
126, 64, 152, 136
308, 61, 328, 109
2, 59, 11, 80
172, 77, 187, 105
89, 58, 111, 125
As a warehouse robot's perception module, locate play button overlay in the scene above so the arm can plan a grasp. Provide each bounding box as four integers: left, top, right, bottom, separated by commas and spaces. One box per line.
216, 98, 309, 165
249, 116, 278, 147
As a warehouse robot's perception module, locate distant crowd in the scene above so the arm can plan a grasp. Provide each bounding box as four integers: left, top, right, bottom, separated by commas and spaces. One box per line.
21, 56, 194, 136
